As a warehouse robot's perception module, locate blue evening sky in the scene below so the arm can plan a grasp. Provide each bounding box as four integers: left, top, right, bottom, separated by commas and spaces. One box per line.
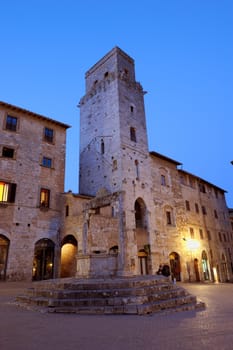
1, 1, 233, 206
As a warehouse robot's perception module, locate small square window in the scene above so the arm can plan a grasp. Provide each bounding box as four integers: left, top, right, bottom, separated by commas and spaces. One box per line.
42, 157, 52, 168
40, 188, 50, 208
44, 127, 54, 143
6, 115, 18, 131
2, 147, 14, 158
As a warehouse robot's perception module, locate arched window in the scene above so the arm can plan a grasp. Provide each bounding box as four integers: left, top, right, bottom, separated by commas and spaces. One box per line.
135, 198, 147, 229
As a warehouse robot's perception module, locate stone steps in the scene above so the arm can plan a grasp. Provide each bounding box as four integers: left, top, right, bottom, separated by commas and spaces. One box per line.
16, 275, 205, 315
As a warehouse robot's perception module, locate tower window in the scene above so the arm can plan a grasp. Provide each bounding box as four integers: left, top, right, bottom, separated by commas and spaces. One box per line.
135, 160, 139, 179
104, 72, 109, 78
112, 159, 117, 170
130, 105, 134, 113
6, 115, 18, 131
195, 203, 199, 213
101, 139, 105, 154
130, 127, 136, 142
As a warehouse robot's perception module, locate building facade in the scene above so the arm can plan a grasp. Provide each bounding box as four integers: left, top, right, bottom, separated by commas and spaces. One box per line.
0, 101, 69, 280
1, 47, 233, 282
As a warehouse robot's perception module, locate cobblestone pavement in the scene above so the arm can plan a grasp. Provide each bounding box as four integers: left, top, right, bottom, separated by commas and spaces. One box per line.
0, 281, 233, 350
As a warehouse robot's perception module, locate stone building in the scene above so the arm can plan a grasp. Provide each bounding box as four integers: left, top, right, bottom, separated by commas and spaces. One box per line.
0, 101, 69, 280
1, 47, 233, 282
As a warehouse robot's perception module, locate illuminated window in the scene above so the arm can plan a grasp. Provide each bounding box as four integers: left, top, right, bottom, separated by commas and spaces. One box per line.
2, 147, 14, 158
6, 115, 18, 131
40, 188, 50, 208
42, 157, 52, 168
44, 127, 54, 143
0, 182, 16, 202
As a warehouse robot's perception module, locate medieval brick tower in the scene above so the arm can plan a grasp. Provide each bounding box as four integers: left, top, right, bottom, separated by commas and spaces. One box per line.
79, 47, 154, 275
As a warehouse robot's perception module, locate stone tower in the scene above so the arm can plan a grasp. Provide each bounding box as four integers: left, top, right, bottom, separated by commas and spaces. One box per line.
79, 47, 154, 276
79, 47, 149, 196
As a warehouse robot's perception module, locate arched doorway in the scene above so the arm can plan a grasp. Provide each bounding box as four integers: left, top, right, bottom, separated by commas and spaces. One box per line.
169, 252, 181, 281
135, 198, 147, 229
201, 250, 209, 280
0, 235, 10, 281
33, 239, 55, 281
60, 235, 77, 278
194, 258, 200, 282
138, 249, 148, 275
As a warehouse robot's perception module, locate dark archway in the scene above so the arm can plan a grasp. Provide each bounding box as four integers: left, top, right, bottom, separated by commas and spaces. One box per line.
0, 235, 10, 281
194, 258, 200, 282
60, 235, 77, 278
33, 238, 55, 281
134, 198, 147, 229
169, 252, 181, 281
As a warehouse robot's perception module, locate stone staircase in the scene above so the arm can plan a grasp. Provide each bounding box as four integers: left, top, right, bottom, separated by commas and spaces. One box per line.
16, 275, 205, 315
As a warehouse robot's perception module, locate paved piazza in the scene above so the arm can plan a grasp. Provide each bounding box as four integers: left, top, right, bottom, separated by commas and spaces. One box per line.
0, 282, 233, 350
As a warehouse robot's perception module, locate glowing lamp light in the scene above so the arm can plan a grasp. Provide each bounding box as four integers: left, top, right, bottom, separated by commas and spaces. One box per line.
183, 238, 200, 251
